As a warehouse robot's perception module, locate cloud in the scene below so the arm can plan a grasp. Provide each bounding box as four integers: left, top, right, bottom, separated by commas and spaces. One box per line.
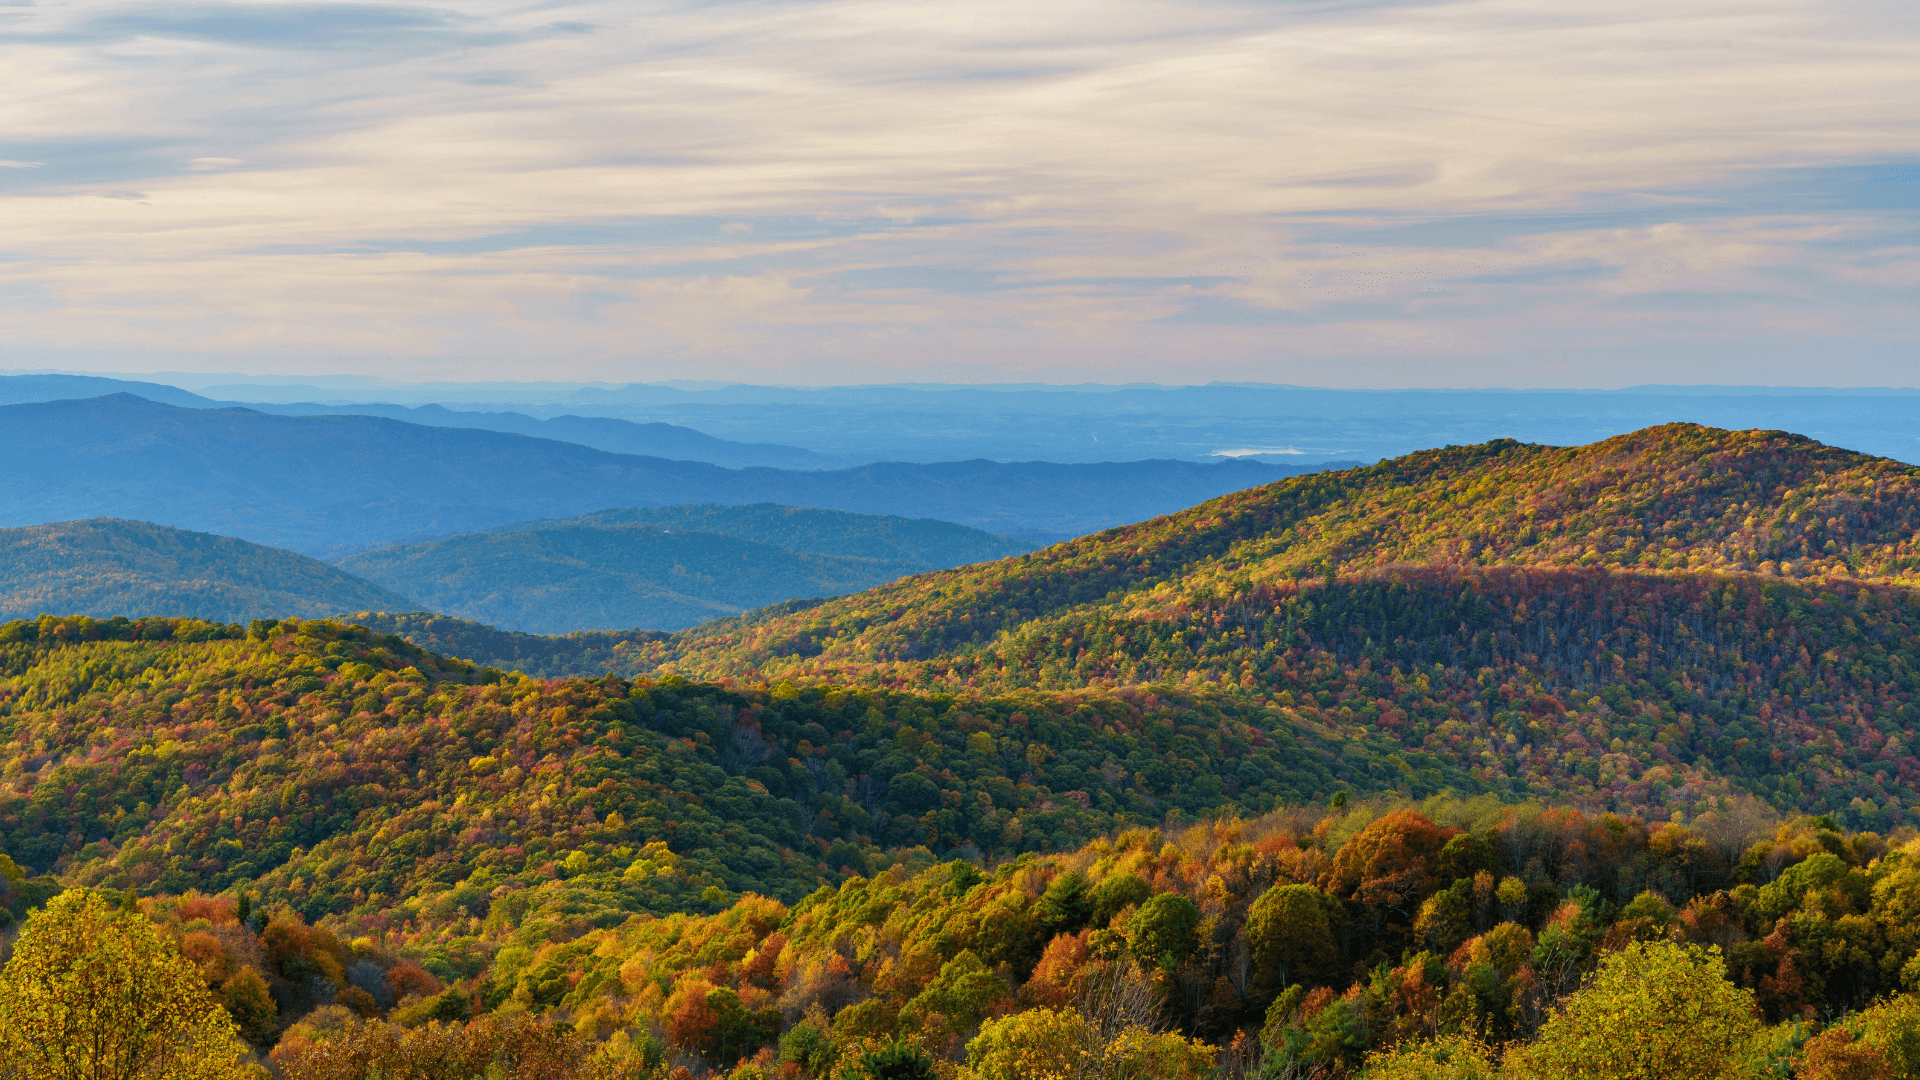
0, 0, 1915, 385
41, 3, 519, 51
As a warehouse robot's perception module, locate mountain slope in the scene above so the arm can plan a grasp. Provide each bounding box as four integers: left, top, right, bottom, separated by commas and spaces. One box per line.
0, 519, 416, 622
633, 425, 1920, 680
570, 425, 1920, 825
0, 395, 1307, 553
336, 524, 934, 633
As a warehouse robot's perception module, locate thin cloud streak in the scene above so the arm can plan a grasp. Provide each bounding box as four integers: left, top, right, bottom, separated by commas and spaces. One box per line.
0, 0, 1915, 385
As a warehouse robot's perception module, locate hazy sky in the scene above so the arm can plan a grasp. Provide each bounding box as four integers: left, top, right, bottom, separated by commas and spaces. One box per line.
3, 0, 1917, 386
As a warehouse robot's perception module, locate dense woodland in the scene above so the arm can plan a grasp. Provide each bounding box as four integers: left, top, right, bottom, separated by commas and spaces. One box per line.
5, 425, 1920, 1078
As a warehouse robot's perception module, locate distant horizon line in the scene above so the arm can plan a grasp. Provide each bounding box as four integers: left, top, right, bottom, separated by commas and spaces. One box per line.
9, 368, 1920, 398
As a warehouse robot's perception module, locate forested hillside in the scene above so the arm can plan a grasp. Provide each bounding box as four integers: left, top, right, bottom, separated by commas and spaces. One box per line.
0, 519, 416, 623
4, 600, 1916, 1078
0, 615, 1410, 916
587, 426, 1920, 828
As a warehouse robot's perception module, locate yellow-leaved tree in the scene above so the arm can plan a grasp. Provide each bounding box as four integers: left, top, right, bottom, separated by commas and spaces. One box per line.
0, 889, 256, 1080
962, 1006, 1215, 1080
1359, 1034, 1499, 1080
1512, 940, 1760, 1080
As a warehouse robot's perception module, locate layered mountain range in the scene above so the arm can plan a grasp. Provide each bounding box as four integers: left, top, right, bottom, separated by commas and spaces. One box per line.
0, 394, 1307, 551
0, 509, 1027, 635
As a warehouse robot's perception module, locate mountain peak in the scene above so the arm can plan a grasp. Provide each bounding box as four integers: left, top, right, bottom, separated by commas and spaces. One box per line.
629, 424, 1920, 683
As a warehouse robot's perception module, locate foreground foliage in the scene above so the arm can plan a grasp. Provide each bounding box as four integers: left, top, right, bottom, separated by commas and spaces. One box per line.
0, 889, 253, 1079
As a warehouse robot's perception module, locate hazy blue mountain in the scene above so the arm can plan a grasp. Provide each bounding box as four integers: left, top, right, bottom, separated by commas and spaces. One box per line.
0, 518, 415, 622
489, 504, 1032, 564
0, 374, 215, 408
335, 522, 938, 633
0, 374, 846, 470
0, 395, 1306, 554
26, 372, 1918, 471
174, 378, 1920, 467
232, 401, 848, 470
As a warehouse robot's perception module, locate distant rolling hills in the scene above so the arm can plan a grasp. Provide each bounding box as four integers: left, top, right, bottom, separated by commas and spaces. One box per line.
484, 503, 1031, 564
0, 394, 1312, 553
0, 373, 841, 470
0, 505, 1032, 636
0, 519, 416, 622
336, 506, 1028, 633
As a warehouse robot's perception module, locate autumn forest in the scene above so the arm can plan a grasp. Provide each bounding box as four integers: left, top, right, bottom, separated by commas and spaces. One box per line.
4, 424, 1920, 1079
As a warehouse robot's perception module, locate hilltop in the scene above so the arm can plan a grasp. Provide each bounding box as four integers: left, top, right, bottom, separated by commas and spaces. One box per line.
636, 425, 1920, 678
0, 519, 415, 623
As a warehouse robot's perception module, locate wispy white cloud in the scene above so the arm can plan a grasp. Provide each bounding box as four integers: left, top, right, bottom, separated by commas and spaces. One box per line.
0, 0, 1915, 384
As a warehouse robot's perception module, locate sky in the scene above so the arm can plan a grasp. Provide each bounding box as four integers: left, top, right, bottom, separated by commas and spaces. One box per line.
1, 0, 1917, 387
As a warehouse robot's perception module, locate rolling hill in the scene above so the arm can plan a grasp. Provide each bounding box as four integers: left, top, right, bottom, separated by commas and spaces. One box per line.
0, 394, 1309, 553
336, 526, 923, 634
539, 424, 1920, 826
337, 505, 1032, 633
0, 519, 416, 622
487, 503, 1031, 565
